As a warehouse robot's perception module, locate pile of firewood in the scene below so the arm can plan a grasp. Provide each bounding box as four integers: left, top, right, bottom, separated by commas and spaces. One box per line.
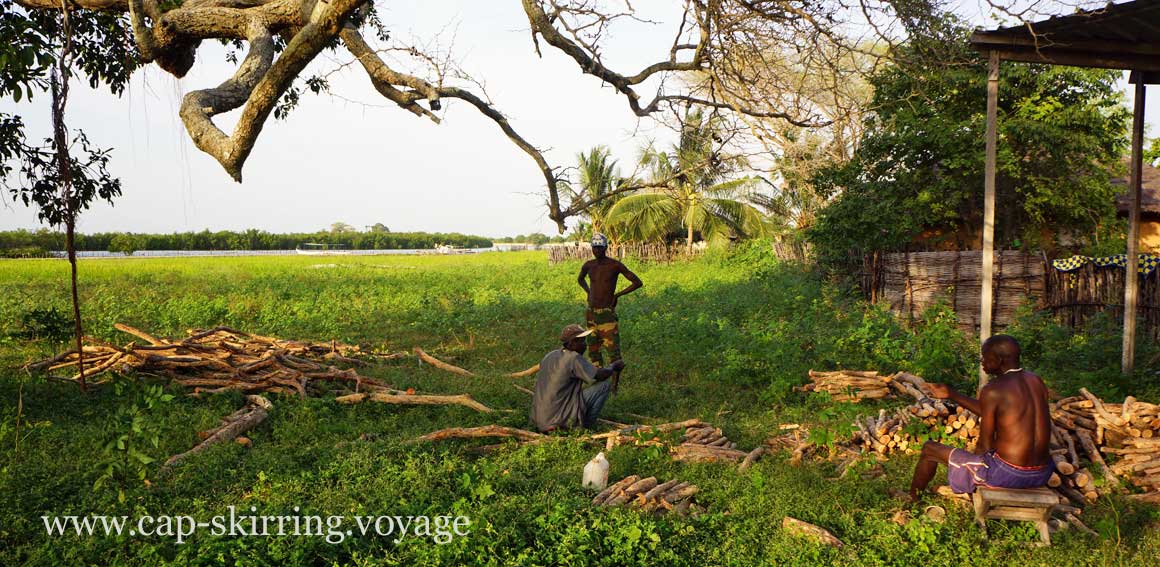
592, 475, 703, 516
1106, 438, 1160, 497
26, 324, 397, 395
845, 372, 982, 456
26, 324, 494, 412
839, 373, 1160, 505
1051, 388, 1160, 504
671, 422, 752, 463
799, 370, 895, 402
680, 422, 738, 450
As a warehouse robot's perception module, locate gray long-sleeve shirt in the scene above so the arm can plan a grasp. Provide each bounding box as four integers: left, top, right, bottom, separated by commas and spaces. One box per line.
530, 349, 599, 431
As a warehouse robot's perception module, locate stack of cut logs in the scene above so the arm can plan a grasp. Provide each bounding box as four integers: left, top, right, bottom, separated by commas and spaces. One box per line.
1050, 388, 1160, 504
681, 423, 739, 450
836, 370, 1160, 505
799, 370, 895, 402
672, 422, 749, 463
27, 324, 396, 396
592, 476, 703, 516
847, 372, 983, 456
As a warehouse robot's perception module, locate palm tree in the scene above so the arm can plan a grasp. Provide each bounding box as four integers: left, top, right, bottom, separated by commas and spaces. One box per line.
605, 111, 769, 253
559, 146, 625, 236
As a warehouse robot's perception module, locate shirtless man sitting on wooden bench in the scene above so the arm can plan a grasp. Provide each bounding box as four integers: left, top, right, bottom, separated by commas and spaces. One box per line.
908, 335, 1054, 501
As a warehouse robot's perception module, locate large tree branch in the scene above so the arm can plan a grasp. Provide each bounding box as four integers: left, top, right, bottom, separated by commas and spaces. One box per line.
340, 27, 565, 229
521, 0, 704, 117
179, 0, 367, 181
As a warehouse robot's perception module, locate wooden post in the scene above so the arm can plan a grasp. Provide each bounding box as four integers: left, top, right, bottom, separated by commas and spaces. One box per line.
1123, 74, 1146, 375
980, 52, 1000, 390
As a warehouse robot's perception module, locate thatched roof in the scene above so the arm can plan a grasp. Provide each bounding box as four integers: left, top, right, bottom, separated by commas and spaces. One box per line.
1114, 162, 1160, 216
970, 0, 1160, 72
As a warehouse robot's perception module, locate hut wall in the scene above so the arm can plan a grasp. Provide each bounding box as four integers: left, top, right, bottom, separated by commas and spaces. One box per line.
1043, 261, 1160, 341
865, 250, 1045, 332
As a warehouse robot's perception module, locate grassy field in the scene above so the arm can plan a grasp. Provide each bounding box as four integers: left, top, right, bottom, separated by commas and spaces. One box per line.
0, 248, 1157, 566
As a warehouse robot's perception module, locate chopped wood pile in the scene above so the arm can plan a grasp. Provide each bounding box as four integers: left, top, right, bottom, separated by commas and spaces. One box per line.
592, 475, 703, 517
671, 422, 749, 463
798, 370, 895, 402
1051, 388, 1160, 504
27, 324, 395, 395
843, 372, 982, 456
26, 324, 493, 412
836, 372, 1160, 506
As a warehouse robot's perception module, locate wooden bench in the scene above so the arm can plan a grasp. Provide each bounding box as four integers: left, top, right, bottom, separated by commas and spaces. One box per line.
971, 486, 1059, 546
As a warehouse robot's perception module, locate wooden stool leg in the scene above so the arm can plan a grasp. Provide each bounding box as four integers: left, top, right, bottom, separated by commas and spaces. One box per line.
1036, 507, 1052, 547
972, 491, 989, 537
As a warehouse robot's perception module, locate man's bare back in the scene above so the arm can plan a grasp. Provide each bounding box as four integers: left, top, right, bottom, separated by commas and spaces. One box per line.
908, 335, 1054, 499
980, 370, 1052, 467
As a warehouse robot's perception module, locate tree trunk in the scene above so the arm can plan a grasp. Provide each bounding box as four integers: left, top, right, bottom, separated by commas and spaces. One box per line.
686, 217, 694, 256
53, 3, 84, 392
66, 221, 85, 391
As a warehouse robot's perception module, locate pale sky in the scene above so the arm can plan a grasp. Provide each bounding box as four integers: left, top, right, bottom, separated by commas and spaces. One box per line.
0, 1, 1156, 238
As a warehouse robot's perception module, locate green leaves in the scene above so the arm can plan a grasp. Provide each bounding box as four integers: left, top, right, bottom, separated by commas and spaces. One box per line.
811, 32, 1128, 263
92, 378, 174, 500
605, 110, 770, 246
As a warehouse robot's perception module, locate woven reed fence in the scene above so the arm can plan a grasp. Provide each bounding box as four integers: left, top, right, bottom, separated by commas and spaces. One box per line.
771, 240, 813, 263
1043, 262, 1160, 341
547, 243, 702, 264
861, 250, 1046, 332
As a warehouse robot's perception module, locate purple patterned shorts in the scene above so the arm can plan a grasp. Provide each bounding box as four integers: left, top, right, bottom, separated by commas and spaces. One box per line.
947, 449, 1054, 494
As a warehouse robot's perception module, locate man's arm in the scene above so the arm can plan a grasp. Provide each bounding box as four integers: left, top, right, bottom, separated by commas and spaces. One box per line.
925, 383, 982, 416
613, 265, 643, 304
975, 386, 1002, 454
577, 262, 591, 295
573, 355, 624, 385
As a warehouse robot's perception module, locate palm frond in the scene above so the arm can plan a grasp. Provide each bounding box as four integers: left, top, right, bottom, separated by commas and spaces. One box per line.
605, 193, 681, 242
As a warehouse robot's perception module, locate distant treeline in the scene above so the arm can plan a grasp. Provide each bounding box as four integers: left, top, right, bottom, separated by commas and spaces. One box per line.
0, 229, 493, 256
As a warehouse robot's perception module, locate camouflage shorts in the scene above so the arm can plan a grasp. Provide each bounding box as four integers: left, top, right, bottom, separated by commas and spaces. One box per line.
585, 307, 621, 367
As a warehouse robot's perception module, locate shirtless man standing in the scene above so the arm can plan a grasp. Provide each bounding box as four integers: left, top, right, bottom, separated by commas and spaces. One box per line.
577, 233, 643, 393
907, 335, 1054, 501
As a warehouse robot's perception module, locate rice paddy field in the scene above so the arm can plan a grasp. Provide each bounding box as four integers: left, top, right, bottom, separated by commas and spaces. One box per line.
0, 247, 1157, 566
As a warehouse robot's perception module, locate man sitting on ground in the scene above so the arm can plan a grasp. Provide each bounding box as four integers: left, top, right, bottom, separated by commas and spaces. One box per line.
907, 335, 1054, 501
530, 324, 625, 432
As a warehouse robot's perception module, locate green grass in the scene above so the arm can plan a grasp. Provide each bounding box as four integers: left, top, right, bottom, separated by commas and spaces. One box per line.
0, 249, 1157, 566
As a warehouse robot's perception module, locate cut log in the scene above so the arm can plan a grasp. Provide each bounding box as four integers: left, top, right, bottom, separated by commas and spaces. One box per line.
1065, 513, 1098, 536
336, 392, 492, 413
660, 483, 699, 503
505, 363, 540, 378
114, 323, 167, 346
782, 517, 843, 547
1080, 388, 1127, 428
605, 477, 657, 507
413, 425, 544, 444
1125, 492, 1160, 504
163, 397, 272, 469
413, 347, 474, 377
642, 479, 681, 502
593, 475, 640, 506
1075, 430, 1120, 489
739, 447, 765, 472
670, 444, 747, 463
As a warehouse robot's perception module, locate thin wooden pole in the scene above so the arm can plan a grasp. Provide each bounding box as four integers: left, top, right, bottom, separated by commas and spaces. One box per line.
980, 52, 1000, 390
1123, 75, 1146, 375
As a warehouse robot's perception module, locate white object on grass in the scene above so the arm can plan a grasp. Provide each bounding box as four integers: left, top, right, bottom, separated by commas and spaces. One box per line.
582, 452, 609, 491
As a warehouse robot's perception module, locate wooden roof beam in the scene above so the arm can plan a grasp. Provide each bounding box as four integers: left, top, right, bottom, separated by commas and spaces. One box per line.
975, 47, 1160, 74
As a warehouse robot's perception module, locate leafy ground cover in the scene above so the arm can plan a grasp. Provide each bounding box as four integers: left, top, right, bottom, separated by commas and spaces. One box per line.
0, 247, 1157, 565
